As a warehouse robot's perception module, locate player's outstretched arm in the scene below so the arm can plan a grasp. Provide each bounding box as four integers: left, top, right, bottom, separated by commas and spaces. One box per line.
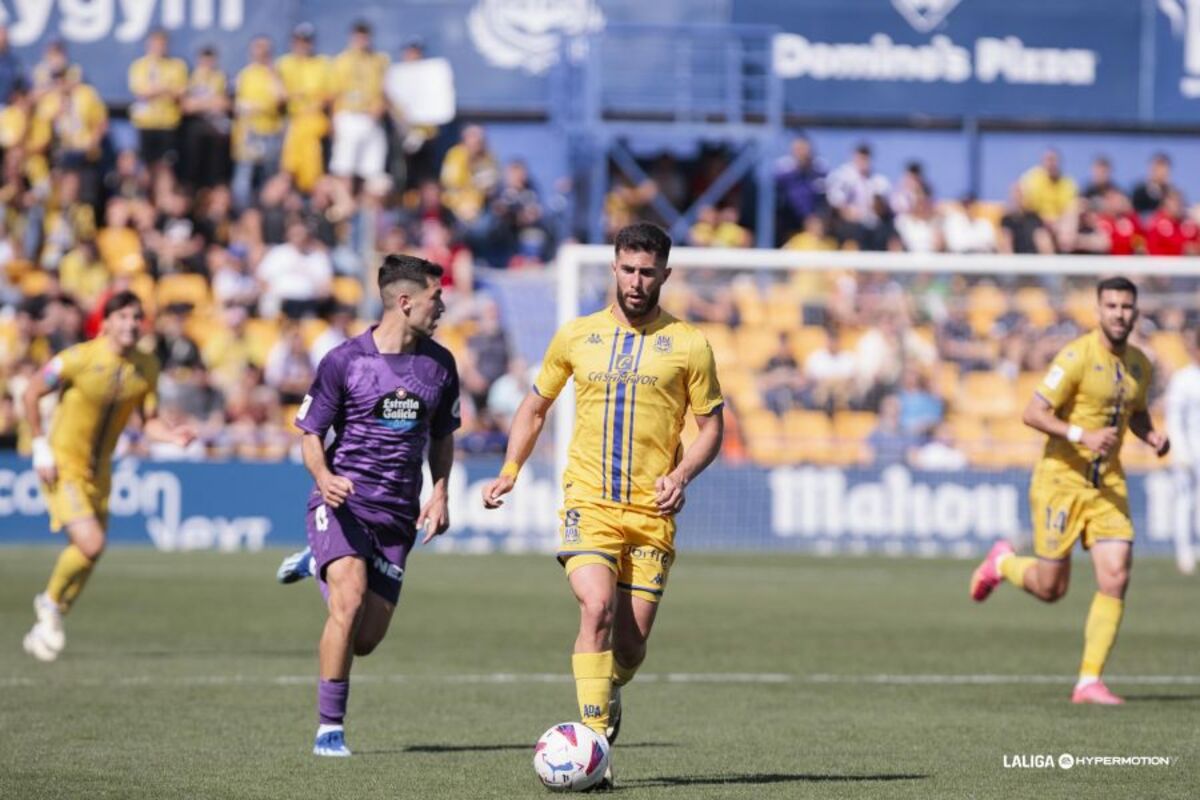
22, 369, 57, 485
482, 390, 554, 509
655, 408, 724, 517
1022, 394, 1117, 457
419, 433, 454, 544
1129, 409, 1170, 457
301, 433, 354, 508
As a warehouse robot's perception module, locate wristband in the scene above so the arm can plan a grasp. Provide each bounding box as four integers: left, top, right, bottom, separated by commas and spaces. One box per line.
1067, 425, 1083, 444
499, 460, 520, 480
32, 436, 55, 469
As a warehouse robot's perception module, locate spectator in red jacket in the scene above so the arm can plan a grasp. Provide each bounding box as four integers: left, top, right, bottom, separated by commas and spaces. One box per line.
1145, 189, 1199, 256
1095, 187, 1143, 255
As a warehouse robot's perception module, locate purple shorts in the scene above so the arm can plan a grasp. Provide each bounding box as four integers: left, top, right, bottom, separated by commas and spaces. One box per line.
306, 498, 415, 605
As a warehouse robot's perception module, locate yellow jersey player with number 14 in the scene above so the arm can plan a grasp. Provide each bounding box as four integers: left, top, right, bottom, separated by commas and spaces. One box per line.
970, 276, 1169, 705
481, 223, 725, 790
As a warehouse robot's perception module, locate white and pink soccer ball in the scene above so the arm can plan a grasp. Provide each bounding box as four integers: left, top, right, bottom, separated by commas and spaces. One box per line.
532, 722, 610, 791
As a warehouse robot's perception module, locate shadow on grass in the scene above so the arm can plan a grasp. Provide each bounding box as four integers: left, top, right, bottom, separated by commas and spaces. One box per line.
1123, 694, 1200, 703
625, 772, 928, 788
356, 742, 678, 756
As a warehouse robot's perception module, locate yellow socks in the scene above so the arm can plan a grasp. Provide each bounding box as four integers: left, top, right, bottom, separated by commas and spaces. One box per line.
999, 554, 1035, 590
572, 650, 613, 736
613, 657, 640, 689
1080, 592, 1124, 680
46, 545, 96, 614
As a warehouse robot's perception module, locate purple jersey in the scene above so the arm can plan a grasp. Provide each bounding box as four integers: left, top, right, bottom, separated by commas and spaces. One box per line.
295, 327, 460, 532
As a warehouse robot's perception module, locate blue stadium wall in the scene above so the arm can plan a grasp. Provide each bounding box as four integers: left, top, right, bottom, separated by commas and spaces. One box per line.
0, 456, 1185, 557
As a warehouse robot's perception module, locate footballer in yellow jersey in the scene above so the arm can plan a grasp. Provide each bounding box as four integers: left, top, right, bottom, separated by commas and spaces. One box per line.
22, 291, 195, 662
970, 277, 1168, 705
482, 224, 724, 786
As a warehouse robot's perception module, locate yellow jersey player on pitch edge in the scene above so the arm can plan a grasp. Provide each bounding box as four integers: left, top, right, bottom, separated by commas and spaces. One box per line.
22, 291, 195, 662
970, 276, 1169, 705
481, 222, 725, 790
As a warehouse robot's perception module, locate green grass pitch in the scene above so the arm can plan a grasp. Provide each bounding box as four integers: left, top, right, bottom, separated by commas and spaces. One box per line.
1, 548, 1197, 799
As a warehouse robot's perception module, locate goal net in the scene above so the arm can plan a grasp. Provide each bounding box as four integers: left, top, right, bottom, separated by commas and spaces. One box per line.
550, 244, 1198, 557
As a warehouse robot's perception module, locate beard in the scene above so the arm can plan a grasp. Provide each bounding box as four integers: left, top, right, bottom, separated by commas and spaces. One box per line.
616, 284, 660, 320
1101, 321, 1131, 346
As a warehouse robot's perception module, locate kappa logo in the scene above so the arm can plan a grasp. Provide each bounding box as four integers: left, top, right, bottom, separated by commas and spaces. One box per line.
654, 334, 672, 354
467, 0, 606, 75
1160, 0, 1200, 97
890, 0, 963, 33
586, 333, 603, 345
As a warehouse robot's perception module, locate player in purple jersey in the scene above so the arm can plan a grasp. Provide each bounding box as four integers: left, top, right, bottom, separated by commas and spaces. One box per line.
278, 254, 461, 757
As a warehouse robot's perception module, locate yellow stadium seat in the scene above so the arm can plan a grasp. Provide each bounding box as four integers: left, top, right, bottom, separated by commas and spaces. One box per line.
732, 279, 765, 327
18, 269, 53, 297
782, 409, 833, 464
1013, 286, 1055, 328
967, 283, 1008, 337
1065, 289, 1097, 329
973, 201, 1005, 228
789, 326, 829, 364
1151, 331, 1189, 372
1016, 371, 1044, 407
184, 310, 223, 350
736, 326, 784, 371
742, 409, 785, 465
243, 317, 281, 367
129, 273, 157, 313
282, 404, 303, 434
332, 276, 364, 308
959, 371, 1017, 420
300, 318, 330, 350
156, 273, 210, 311
988, 418, 1044, 469
830, 410, 875, 466
763, 287, 802, 331
934, 363, 960, 404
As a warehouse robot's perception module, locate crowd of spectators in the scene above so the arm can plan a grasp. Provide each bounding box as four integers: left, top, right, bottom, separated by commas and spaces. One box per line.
0, 25, 1196, 468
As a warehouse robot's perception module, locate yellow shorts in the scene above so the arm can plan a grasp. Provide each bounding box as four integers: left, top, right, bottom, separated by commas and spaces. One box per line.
42, 474, 108, 533
1030, 470, 1133, 561
557, 502, 675, 603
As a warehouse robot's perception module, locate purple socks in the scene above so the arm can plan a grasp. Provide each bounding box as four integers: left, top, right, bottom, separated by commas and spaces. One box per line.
318, 678, 349, 725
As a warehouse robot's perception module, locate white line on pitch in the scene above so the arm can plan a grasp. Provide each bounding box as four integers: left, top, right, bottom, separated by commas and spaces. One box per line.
2, 673, 1200, 689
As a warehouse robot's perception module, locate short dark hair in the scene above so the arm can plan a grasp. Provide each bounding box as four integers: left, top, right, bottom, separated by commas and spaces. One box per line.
378, 254, 442, 297
614, 222, 671, 266
1097, 276, 1137, 300
103, 290, 143, 318
352, 19, 372, 34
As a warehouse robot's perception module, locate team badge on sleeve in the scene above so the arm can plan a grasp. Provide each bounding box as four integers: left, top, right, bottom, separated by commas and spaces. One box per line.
1044, 365, 1065, 390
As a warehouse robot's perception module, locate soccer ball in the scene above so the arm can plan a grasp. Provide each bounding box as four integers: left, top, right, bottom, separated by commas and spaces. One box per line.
532, 722, 610, 791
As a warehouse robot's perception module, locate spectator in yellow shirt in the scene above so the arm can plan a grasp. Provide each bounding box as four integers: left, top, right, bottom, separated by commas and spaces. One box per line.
181, 45, 231, 190
128, 30, 188, 167
1019, 148, 1078, 223
35, 69, 107, 202
232, 35, 285, 210
31, 39, 79, 99
439, 123, 498, 222
277, 23, 331, 193
329, 20, 390, 194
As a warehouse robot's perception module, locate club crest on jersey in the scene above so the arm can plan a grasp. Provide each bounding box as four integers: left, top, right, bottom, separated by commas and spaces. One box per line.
373, 387, 423, 432
586, 333, 602, 345
654, 334, 672, 354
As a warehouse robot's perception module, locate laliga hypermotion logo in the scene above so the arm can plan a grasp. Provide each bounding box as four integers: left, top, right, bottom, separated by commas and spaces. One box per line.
1160, 0, 1200, 97
468, 0, 606, 75
890, 0, 963, 33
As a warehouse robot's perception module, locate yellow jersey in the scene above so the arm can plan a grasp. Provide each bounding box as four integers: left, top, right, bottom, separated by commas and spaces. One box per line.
329, 49, 388, 114
44, 338, 159, 479
276, 53, 330, 117
1033, 330, 1152, 486
235, 63, 285, 136
35, 82, 107, 154
128, 55, 189, 129
534, 307, 724, 513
